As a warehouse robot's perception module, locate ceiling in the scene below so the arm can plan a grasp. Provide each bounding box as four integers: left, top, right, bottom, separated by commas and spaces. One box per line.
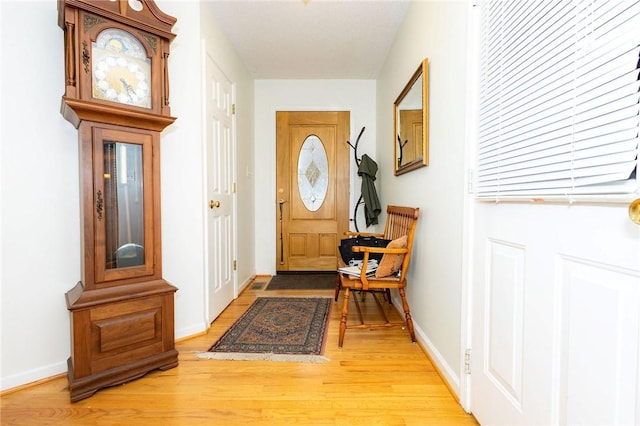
203, 0, 411, 79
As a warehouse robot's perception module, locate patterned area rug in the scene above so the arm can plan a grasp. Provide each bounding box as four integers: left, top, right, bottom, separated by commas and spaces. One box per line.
197, 297, 332, 362
265, 273, 337, 290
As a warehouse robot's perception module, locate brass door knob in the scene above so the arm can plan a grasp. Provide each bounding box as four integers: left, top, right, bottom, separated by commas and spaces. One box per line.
629, 198, 640, 225
209, 200, 221, 209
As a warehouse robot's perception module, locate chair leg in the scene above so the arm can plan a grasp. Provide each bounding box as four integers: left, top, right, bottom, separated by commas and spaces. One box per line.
398, 287, 416, 342
334, 274, 341, 302
339, 287, 350, 347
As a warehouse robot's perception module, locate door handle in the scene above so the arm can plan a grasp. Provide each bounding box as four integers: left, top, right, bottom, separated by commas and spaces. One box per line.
209, 200, 221, 209
629, 198, 640, 225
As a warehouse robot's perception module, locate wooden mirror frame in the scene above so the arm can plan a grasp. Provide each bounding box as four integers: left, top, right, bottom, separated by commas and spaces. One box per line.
394, 58, 429, 175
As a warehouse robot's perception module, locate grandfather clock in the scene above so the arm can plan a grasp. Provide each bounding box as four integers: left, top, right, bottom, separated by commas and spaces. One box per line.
58, 0, 178, 402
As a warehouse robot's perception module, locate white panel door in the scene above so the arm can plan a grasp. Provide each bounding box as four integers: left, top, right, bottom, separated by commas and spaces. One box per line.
205, 51, 235, 324
471, 202, 640, 425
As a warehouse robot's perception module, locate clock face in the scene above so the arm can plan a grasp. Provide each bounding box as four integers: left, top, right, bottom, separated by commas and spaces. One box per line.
92, 29, 151, 109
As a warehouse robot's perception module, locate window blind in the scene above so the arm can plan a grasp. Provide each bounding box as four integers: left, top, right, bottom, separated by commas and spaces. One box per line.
476, 0, 640, 200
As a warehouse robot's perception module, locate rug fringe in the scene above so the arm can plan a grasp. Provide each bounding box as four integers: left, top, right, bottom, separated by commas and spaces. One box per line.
195, 351, 330, 363
255, 295, 333, 299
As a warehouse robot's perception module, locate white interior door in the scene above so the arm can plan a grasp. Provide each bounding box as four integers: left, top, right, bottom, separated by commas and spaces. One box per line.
204, 51, 235, 324
470, 202, 640, 425
468, 2, 640, 423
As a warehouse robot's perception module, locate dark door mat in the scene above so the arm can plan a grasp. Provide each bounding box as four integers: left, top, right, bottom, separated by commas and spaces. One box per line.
266, 273, 337, 290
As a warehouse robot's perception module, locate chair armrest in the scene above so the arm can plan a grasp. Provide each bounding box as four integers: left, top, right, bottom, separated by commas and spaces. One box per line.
343, 231, 385, 238
351, 246, 408, 255
339, 247, 408, 290
355, 246, 408, 288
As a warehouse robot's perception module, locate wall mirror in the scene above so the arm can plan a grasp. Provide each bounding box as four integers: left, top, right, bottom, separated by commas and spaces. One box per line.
394, 58, 429, 175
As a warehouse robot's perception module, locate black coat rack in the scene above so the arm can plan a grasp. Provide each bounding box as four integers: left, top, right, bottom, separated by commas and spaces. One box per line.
347, 127, 366, 232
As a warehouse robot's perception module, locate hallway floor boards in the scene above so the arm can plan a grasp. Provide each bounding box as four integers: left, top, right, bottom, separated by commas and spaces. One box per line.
1, 280, 477, 425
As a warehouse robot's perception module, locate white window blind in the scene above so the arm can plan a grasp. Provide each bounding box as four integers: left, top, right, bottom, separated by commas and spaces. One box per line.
477, 0, 640, 200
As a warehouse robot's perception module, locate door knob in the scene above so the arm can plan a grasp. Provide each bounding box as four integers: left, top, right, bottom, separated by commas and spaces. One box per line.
209, 200, 221, 209
629, 198, 640, 225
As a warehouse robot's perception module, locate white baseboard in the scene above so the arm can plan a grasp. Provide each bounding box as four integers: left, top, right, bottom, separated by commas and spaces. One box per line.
175, 323, 208, 341
237, 274, 254, 294
176, 274, 256, 340
1, 277, 262, 393
391, 296, 461, 398
1, 360, 67, 393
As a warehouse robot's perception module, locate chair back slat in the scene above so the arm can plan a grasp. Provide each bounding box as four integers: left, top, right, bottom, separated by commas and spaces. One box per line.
383, 205, 419, 241
383, 206, 419, 282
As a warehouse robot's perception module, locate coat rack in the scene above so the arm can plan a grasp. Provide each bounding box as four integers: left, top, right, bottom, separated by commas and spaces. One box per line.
347, 126, 375, 232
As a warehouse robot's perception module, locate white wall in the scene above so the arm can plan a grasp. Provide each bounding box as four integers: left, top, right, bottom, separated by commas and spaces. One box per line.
154, 1, 208, 340
376, 1, 469, 394
253, 80, 378, 275
1, 0, 80, 390
0, 0, 255, 391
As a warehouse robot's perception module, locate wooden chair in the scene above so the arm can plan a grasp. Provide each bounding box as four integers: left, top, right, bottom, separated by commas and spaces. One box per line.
335, 205, 419, 347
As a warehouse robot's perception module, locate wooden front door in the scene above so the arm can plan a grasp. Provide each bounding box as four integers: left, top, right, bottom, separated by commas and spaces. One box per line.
275, 111, 350, 271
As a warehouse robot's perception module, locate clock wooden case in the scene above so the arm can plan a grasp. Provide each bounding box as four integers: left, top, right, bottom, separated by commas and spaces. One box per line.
58, 0, 178, 402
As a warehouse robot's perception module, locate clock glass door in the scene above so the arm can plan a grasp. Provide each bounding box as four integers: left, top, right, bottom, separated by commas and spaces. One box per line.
104, 141, 144, 270
93, 127, 154, 284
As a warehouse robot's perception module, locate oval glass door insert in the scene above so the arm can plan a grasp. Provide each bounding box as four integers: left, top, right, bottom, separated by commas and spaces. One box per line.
297, 135, 328, 212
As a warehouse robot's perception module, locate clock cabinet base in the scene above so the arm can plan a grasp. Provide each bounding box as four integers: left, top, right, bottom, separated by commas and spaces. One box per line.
67, 349, 178, 402
66, 280, 178, 402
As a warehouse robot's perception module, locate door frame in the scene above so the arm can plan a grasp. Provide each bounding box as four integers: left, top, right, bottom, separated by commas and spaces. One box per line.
458, 0, 480, 413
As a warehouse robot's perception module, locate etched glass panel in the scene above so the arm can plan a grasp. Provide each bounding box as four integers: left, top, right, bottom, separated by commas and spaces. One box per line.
297, 135, 328, 212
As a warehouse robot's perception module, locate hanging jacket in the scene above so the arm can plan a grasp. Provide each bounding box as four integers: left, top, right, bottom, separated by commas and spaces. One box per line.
358, 154, 381, 227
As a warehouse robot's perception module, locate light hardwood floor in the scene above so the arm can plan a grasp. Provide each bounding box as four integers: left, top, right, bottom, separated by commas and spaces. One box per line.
1, 279, 478, 425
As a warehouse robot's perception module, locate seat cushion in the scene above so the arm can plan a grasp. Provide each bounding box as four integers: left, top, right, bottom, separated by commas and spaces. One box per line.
374, 235, 407, 278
